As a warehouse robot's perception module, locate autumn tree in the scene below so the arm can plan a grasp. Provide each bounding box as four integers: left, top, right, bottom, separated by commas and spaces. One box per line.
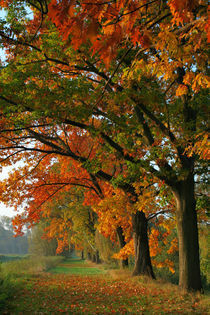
29, 221, 58, 256
40, 188, 98, 259
0, 0, 209, 291
46, 0, 209, 292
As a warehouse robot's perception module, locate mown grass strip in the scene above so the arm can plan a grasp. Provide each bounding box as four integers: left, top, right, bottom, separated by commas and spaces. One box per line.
49, 259, 106, 275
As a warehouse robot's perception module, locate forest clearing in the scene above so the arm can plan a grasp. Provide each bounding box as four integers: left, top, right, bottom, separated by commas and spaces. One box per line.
1, 257, 209, 314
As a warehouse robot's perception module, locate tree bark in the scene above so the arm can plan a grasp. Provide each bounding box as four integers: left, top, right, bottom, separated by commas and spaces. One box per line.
95, 249, 101, 264
132, 211, 155, 278
116, 226, 129, 267
87, 252, 91, 260
172, 175, 202, 292
92, 253, 96, 262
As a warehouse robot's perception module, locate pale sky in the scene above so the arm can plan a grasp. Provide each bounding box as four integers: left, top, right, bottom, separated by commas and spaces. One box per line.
0, 202, 16, 217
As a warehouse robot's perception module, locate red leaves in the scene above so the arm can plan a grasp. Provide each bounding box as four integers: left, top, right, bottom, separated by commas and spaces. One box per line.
48, 0, 75, 26
131, 30, 151, 48
205, 5, 210, 43
0, 0, 10, 7
169, 0, 199, 25
10, 267, 207, 314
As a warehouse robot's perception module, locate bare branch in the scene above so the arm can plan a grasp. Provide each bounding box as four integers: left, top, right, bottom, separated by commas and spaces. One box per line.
148, 209, 172, 221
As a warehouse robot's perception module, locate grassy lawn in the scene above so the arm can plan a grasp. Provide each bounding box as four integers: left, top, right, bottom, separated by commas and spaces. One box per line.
1, 258, 209, 314
49, 259, 106, 275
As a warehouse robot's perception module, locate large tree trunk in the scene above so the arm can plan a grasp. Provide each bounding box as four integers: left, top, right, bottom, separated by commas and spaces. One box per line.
116, 226, 129, 268
172, 175, 202, 292
132, 211, 155, 278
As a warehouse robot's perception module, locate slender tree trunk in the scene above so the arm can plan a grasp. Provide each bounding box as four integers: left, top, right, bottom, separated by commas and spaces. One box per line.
81, 250, 84, 260
95, 249, 101, 264
92, 253, 96, 262
172, 175, 202, 292
132, 211, 155, 278
116, 226, 129, 268
87, 252, 91, 260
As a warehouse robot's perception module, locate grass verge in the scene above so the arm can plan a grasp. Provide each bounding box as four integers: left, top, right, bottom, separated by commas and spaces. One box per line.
1, 255, 64, 276
0, 255, 64, 313
1, 258, 209, 314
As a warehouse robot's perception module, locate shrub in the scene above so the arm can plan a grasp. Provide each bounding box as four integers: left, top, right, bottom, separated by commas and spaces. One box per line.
0, 264, 20, 312
1, 255, 64, 276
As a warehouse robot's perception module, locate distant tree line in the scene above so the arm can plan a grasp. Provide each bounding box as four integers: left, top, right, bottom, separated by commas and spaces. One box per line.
0, 216, 28, 255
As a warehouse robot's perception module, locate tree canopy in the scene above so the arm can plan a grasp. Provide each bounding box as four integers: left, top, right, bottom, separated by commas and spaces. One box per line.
0, 0, 209, 292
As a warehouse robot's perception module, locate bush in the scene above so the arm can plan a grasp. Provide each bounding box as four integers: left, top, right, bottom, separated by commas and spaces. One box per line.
1, 255, 64, 277
0, 254, 28, 263
0, 264, 20, 312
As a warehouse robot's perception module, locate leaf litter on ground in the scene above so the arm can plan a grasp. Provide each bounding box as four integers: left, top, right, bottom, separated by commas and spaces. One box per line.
3, 259, 209, 314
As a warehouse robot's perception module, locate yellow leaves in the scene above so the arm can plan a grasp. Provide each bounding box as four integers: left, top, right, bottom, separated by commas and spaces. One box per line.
113, 239, 134, 260
183, 72, 195, 86
124, 59, 147, 82
185, 133, 210, 160
175, 84, 188, 97
152, 258, 175, 274
149, 228, 161, 257
135, 191, 153, 213
165, 259, 175, 274
180, 72, 210, 94
191, 73, 210, 93
93, 187, 133, 242
167, 238, 178, 254
159, 218, 175, 233
157, 29, 178, 55
103, 24, 117, 36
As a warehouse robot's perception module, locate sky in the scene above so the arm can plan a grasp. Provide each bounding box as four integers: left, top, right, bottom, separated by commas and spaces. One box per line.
0, 202, 16, 217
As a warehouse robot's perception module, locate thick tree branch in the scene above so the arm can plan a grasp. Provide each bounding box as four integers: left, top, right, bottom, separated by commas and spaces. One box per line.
134, 106, 154, 145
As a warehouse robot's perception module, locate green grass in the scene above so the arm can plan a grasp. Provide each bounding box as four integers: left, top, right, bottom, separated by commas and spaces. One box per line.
1, 255, 64, 276
1, 258, 209, 314
49, 259, 106, 275
0, 255, 65, 313
60, 258, 85, 264
0, 254, 28, 263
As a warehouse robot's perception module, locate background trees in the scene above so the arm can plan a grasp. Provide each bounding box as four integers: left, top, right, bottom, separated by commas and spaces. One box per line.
0, 0, 209, 291
29, 221, 58, 256
0, 216, 28, 255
